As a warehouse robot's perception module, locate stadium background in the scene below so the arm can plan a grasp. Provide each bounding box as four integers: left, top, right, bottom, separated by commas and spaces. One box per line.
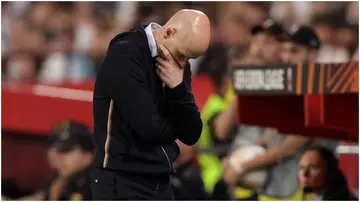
1, 1, 359, 198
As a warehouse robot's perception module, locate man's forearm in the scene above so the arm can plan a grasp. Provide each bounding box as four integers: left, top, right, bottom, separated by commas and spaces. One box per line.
176, 113, 202, 145
241, 146, 283, 172
169, 85, 202, 145
213, 99, 237, 140
241, 135, 309, 173
168, 73, 203, 145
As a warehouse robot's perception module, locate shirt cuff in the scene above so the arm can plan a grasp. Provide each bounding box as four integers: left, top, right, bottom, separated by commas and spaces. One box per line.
168, 81, 188, 102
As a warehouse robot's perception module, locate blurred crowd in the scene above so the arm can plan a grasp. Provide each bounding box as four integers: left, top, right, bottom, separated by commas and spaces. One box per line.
1, 1, 358, 201
1, 1, 358, 84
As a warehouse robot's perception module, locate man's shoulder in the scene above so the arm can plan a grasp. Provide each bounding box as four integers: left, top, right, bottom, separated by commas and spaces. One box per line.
107, 27, 148, 55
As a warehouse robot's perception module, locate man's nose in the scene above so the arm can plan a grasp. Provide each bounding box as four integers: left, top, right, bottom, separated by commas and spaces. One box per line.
302, 168, 310, 177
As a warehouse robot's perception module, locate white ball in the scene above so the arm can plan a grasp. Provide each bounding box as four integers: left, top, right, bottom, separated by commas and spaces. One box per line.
229, 145, 268, 189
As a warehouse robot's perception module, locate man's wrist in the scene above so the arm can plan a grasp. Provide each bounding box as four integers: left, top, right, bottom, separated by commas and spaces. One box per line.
168, 79, 183, 89
167, 81, 188, 101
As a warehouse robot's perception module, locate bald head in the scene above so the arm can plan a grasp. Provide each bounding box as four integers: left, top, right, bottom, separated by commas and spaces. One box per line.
165, 9, 210, 35
155, 9, 210, 64
165, 9, 210, 56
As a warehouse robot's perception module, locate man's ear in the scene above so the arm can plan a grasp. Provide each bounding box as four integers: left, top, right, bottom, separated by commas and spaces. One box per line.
164, 27, 177, 39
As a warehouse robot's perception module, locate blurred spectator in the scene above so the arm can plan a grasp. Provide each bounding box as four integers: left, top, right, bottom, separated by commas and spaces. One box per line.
6, 1, 32, 18
299, 146, 352, 200
91, 9, 119, 71
115, 1, 138, 30
205, 20, 291, 201
2, 2, 358, 83
317, 44, 351, 63
38, 27, 73, 84
312, 14, 335, 45
312, 13, 353, 63
270, 2, 348, 27
73, 2, 97, 54
39, 22, 94, 84
270, 2, 311, 26
222, 25, 321, 200
10, 18, 47, 56
28, 2, 55, 29
171, 140, 209, 200
2, 121, 95, 201
346, 2, 359, 25
281, 25, 320, 63
2, 2, 11, 57
243, 20, 287, 64
6, 54, 36, 83
134, 2, 162, 25
1, 180, 33, 200
217, 2, 268, 48
197, 51, 235, 198
335, 23, 358, 55
196, 43, 229, 75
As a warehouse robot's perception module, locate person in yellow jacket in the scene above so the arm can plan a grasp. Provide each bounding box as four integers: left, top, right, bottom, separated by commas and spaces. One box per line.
199, 19, 289, 200
197, 53, 241, 199
198, 52, 263, 200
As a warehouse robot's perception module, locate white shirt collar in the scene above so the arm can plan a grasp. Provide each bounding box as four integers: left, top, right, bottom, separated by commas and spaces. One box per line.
144, 23, 161, 57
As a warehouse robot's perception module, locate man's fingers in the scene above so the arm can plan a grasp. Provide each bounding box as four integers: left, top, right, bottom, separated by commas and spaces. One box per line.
156, 68, 161, 76
156, 65, 169, 80
156, 67, 169, 83
158, 45, 173, 61
156, 57, 167, 65
156, 67, 164, 77
156, 63, 167, 73
157, 57, 180, 70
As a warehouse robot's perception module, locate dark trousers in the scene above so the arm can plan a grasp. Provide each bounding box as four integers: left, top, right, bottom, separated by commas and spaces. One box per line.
91, 167, 174, 200
171, 161, 209, 200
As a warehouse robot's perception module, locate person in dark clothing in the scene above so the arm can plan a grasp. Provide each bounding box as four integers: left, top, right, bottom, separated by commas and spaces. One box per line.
1, 180, 33, 200
91, 9, 211, 200
171, 161, 209, 200
2, 121, 95, 201
170, 140, 209, 200
298, 146, 352, 201
243, 19, 288, 64
42, 167, 92, 201
42, 121, 95, 201
281, 25, 321, 64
